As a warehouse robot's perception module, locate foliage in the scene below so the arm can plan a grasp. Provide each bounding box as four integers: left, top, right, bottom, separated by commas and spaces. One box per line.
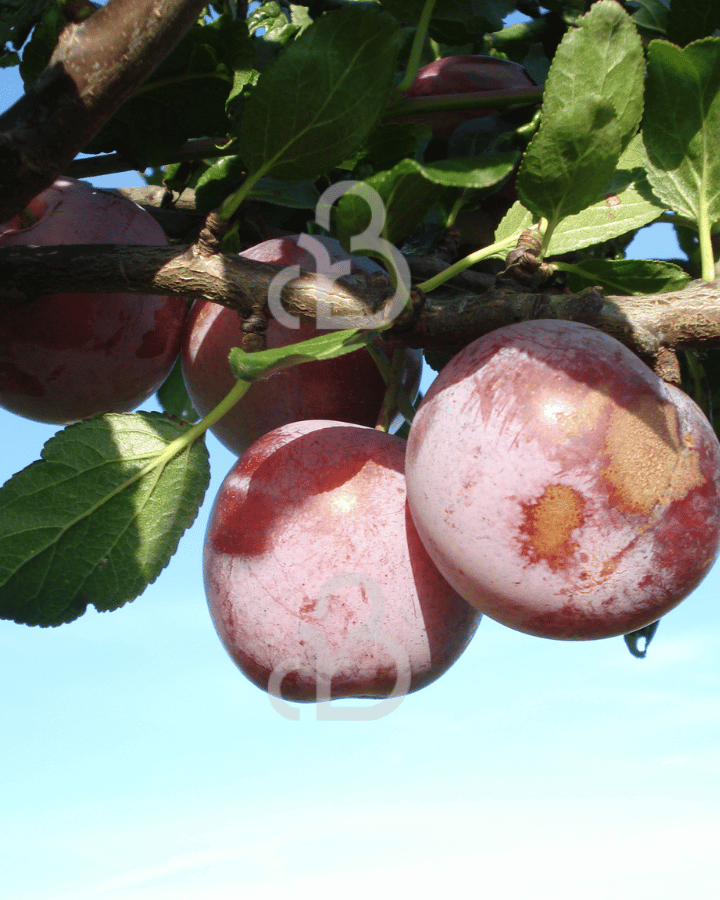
2, 0, 720, 652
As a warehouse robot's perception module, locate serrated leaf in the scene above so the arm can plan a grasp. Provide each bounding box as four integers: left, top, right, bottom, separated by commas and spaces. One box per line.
404, 152, 520, 189
493, 198, 534, 247
517, 0, 645, 229
643, 38, 720, 229
195, 155, 247, 214
629, 0, 669, 40
238, 6, 402, 182
248, 0, 300, 44
249, 177, 320, 209
361, 122, 433, 173
335, 165, 447, 249
561, 258, 690, 295
495, 136, 664, 257
0, 413, 210, 627
230, 328, 379, 381
548, 187, 663, 256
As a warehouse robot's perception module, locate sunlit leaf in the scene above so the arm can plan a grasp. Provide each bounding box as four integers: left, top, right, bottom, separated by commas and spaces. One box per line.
0, 413, 209, 627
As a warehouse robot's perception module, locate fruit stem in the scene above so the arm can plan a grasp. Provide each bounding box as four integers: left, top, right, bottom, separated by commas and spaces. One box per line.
395, 0, 439, 94
145, 377, 252, 473
415, 231, 521, 293
374, 347, 414, 432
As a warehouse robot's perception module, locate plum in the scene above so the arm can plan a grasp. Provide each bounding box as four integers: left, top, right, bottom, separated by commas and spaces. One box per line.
405, 320, 720, 640
0, 177, 186, 424
203, 420, 481, 704
400, 55, 536, 138
182, 235, 422, 456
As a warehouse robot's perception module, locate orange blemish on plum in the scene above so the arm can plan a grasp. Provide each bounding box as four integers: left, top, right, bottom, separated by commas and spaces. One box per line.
602, 397, 703, 515
520, 484, 584, 570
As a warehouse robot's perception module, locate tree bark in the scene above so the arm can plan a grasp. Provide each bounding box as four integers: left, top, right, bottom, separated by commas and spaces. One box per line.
1, 241, 718, 382
0, 0, 207, 222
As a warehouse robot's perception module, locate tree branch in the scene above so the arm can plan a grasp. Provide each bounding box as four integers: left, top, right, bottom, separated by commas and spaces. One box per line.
0, 0, 207, 222
1, 242, 719, 381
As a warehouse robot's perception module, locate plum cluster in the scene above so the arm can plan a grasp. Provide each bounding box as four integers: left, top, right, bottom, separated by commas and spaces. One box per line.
4, 171, 720, 707
203, 315, 720, 703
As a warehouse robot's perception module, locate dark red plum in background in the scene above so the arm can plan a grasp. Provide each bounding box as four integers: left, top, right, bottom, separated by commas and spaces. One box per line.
0, 177, 185, 424
400, 55, 536, 138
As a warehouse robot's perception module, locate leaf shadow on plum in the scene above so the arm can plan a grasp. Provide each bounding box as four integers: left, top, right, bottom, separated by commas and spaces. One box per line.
211, 424, 399, 558
424, 318, 685, 456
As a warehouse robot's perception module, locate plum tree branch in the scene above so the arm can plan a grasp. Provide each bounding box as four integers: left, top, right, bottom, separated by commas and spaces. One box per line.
0, 0, 208, 222
1, 242, 719, 380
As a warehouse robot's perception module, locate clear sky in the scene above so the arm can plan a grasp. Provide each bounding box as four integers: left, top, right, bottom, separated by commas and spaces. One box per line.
2, 49, 720, 900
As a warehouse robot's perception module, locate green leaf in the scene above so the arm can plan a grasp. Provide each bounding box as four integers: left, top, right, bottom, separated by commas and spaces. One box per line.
229, 328, 379, 382
493, 198, 534, 248
196, 156, 321, 214
360, 122, 433, 173
559, 258, 690, 295
336, 165, 448, 248
643, 38, 720, 229
86, 14, 251, 167
337, 153, 517, 247
545, 183, 663, 257
249, 177, 320, 210
492, 136, 665, 258
195, 155, 247, 214
237, 6, 403, 182
517, 0, 645, 229
0, 0, 55, 60
667, 0, 720, 47
156, 356, 199, 423
629, 0, 669, 40
18, 0, 62, 85
248, 0, 301, 44
0, 413, 210, 627
402, 152, 520, 189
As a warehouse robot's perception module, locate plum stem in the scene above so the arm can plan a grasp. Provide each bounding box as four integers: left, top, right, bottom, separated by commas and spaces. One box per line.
145, 378, 252, 474
395, 0, 439, 95
374, 347, 414, 432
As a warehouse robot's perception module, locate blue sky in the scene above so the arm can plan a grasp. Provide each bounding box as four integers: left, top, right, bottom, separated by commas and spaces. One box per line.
2, 51, 720, 900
